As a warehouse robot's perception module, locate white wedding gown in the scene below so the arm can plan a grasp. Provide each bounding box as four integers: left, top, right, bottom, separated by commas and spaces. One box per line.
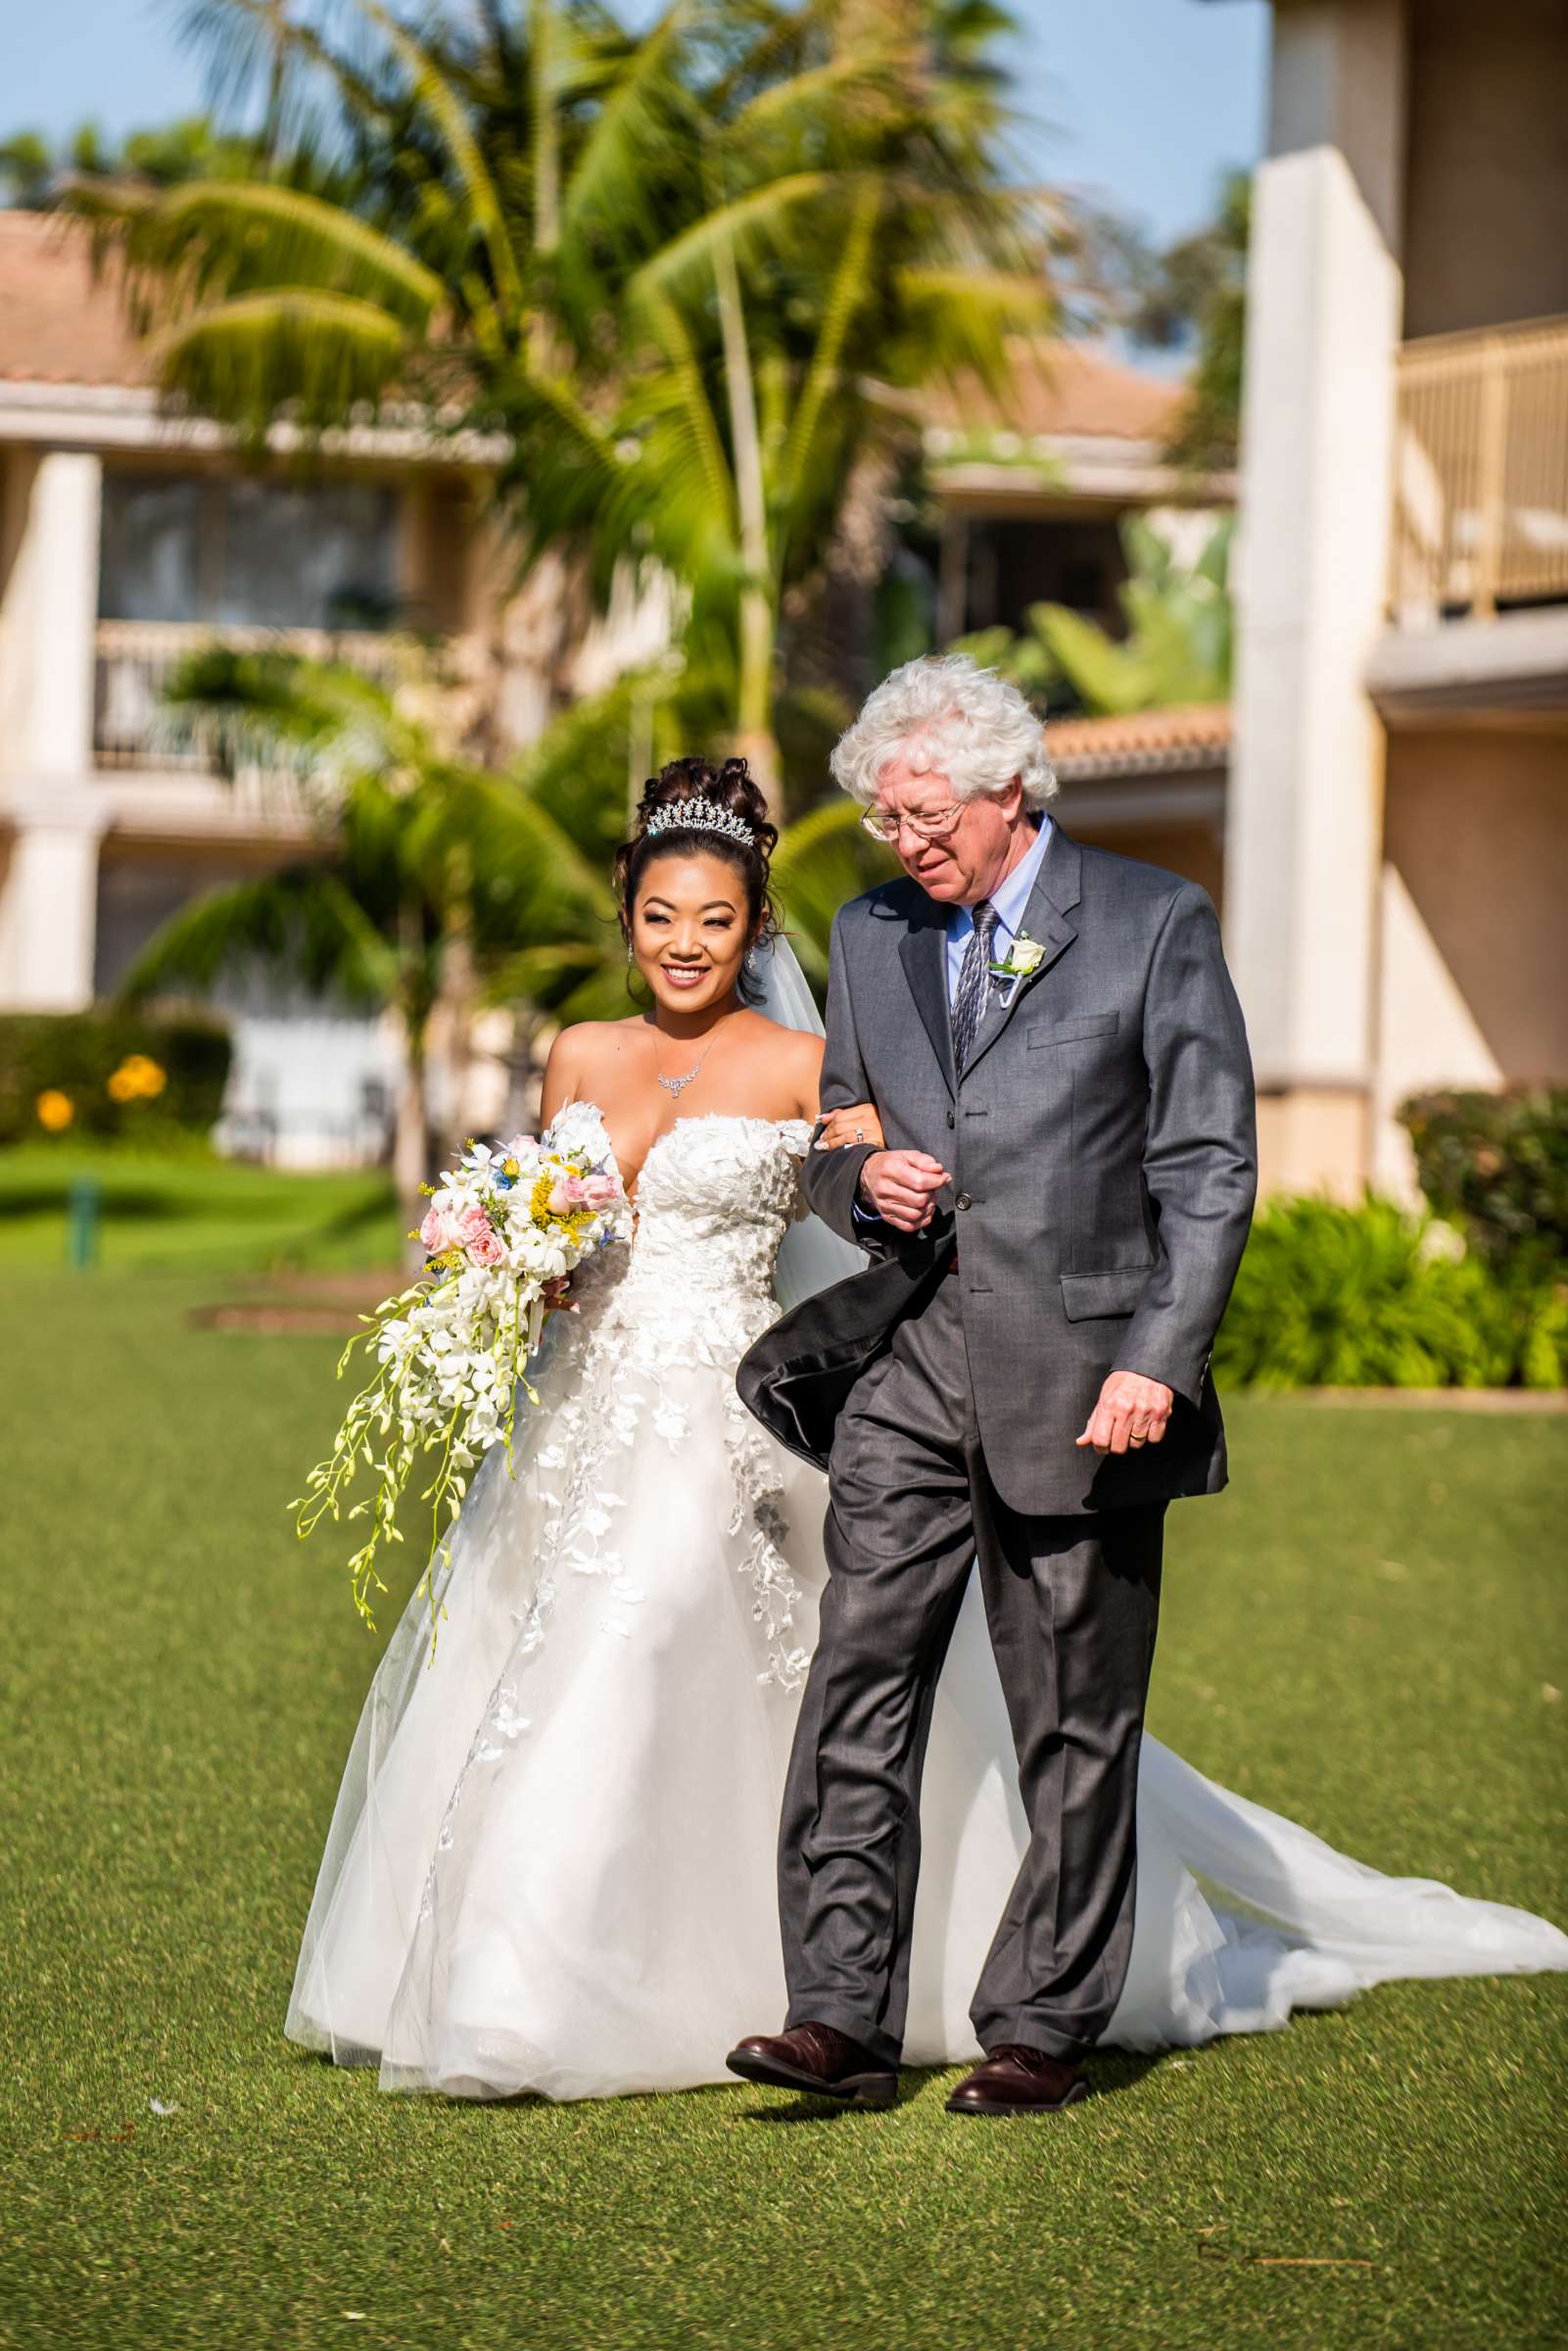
286, 1105, 1568, 2100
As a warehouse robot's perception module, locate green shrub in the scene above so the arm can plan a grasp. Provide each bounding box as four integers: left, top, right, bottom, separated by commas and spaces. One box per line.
0, 1009, 232, 1147
1213, 1193, 1567, 1391
1399, 1085, 1568, 1269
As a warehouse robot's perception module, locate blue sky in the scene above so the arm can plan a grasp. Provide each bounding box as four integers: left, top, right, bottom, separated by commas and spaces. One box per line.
8, 0, 1270, 244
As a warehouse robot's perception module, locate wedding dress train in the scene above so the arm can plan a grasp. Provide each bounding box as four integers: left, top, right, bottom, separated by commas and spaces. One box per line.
286, 1106, 1567, 2100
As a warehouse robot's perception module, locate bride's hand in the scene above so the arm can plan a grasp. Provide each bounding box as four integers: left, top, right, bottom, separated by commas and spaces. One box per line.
815, 1102, 884, 1153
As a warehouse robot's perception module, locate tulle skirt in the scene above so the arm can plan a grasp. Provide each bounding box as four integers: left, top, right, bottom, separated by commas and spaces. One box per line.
287, 1353, 1568, 2101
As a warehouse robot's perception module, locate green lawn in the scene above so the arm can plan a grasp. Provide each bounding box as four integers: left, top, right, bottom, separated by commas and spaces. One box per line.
0, 1146, 401, 1274
3, 1272, 1565, 2351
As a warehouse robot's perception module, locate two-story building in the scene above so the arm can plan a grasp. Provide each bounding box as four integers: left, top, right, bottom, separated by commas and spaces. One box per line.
0, 208, 1227, 1160
1219, 0, 1568, 1196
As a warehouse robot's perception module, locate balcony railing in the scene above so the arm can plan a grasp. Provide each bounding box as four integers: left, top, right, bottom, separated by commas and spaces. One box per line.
1389, 316, 1568, 622
93, 619, 426, 770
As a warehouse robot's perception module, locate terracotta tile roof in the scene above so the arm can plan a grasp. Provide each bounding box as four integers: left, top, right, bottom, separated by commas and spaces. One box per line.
0, 217, 1185, 451
921, 336, 1185, 445
1045, 702, 1231, 777
0, 212, 153, 386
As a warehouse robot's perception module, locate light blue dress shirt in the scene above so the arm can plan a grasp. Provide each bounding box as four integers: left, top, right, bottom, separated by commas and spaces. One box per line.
944, 815, 1053, 1006
848, 815, 1054, 1229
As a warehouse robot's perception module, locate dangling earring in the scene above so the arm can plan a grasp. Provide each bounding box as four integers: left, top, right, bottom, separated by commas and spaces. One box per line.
743, 946, 758, 973
626, 936, 635, 965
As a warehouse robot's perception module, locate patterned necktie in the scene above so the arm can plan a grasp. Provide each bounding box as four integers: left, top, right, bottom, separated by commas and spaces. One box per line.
950, 899, 999, 1073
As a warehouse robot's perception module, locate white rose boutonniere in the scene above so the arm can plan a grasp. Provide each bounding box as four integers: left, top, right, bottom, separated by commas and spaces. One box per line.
988, 932, 1047, 1006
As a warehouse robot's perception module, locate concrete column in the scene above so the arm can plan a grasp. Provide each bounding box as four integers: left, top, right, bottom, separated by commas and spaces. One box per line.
0, 448, 107, 1008
0, 447, 103, 779
0, 802, 104, 1008
1225, 0, 1408, 1198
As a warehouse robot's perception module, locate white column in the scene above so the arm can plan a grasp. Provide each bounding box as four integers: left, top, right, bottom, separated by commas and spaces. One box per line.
0, 804, 103, 1008
0, 448, 107, 1008
0, 447, 103, 778
1225, 0, 1407, 1197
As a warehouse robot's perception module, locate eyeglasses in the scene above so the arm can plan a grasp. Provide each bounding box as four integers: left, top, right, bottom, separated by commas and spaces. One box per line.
860, 800, 967, 846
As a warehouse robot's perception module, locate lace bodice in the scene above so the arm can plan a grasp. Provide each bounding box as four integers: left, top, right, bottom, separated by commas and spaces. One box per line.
548, 1101, 813, 1356
491, 1103, 818, 1694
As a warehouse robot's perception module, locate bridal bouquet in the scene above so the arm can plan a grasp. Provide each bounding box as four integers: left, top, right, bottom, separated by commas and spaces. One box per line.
294, 1129, 630, 1639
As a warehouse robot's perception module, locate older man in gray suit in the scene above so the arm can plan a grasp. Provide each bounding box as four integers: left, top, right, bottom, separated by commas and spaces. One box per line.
729, 654, 1257, 2116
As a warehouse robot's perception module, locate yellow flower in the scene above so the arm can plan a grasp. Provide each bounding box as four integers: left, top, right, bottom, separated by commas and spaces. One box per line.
108, 1054, 166, 1103
36, 1089, 74, 1132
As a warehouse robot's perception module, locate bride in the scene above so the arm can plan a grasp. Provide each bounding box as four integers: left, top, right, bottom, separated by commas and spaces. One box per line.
286, 756, 1567, 2103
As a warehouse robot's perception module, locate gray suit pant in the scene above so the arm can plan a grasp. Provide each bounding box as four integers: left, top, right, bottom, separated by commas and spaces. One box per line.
779, 1275, 1164, 2067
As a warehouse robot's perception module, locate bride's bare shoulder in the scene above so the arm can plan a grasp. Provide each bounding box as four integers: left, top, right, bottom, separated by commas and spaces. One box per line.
542, 1018, 647, 1118
734, 1009, 824, 1113
736, 1008, 823, 1064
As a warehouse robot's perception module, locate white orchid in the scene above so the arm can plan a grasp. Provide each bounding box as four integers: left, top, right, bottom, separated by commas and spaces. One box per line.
293, 1127, 632, 1649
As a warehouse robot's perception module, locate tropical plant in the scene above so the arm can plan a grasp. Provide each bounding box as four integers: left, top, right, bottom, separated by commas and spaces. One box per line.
1157, 169, 1249, 475
1400, 1086, 1568, 1271
955, 511, 1233, 718
1048, 168, 1249, 473
2, 116, 266, 208
0, 1009, 232, 1146
70, 0, 1048, 801
114, 646, 631, 1208
1212, 1194, 1567, 1392
111, 635, 880, 1193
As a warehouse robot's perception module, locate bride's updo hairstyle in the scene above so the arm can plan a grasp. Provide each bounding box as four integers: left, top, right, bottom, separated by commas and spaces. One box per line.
614, 755, 780, 1006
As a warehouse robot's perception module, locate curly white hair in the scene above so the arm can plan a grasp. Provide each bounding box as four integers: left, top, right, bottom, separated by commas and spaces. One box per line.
829, 652, 1057, 810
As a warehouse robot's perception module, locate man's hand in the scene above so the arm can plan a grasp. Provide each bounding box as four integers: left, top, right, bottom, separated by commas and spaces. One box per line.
857, 1148, 950, 1233
1075, 1370, 1174, 1456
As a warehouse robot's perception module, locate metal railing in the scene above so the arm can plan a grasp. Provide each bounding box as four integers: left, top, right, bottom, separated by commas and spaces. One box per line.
92, 619, 423, 769
1389, 315, 1568, 621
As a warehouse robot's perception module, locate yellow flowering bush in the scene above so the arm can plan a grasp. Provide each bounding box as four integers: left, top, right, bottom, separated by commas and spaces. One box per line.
106, 1055, 168, 1105
35, 1089, 74, 1133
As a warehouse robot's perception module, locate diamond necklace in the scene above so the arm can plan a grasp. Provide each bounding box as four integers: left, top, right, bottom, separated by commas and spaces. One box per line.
652, 1022, 724, 1100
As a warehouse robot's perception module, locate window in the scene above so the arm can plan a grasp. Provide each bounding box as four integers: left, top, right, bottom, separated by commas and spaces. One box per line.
98, 475, 203, 623
99, 470, 401, 630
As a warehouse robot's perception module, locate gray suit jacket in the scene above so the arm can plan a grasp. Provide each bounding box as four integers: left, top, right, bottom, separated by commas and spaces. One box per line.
740, 823, 1258, 1514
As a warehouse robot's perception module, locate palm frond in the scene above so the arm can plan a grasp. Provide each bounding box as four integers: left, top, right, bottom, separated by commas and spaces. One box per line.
151, 286, 413, 435
343, 0, 524, 335
178, 0, 401, 151
772, 797, 896, 987
636, 290, 734, 530
118, 864, 398, 1007
627, 170, 832, 308
885, 264, 1051, 394
562, 0, 696, 245
775, 176, 879, 533
123, 178, 444, 326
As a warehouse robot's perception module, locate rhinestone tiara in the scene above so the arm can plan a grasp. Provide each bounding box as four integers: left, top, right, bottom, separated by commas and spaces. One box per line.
643, 794, 755, 847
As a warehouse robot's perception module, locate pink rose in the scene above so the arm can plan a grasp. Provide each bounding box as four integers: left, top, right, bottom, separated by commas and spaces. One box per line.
418, 1202, 456, 1253
581, 1172, 621, 1211
546, 1174, 590, 1215
454, 1204, 504, 1268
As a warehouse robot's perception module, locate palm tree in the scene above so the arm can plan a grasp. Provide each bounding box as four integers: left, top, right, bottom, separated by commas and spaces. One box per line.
956, 512, 1234, 719
116, 645, 634, 1207
71, 0, 1047, 799
117, 641, 893, 1203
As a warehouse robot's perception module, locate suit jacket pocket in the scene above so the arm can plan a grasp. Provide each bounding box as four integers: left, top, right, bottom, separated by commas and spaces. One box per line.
1060, 1266, 1155, 1319
1025, 1011, 1119, 1048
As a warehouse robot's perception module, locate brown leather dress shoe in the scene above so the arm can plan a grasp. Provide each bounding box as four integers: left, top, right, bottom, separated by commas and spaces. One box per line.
945, 2043, 1089, 2116
726, 2022, 898, 2107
